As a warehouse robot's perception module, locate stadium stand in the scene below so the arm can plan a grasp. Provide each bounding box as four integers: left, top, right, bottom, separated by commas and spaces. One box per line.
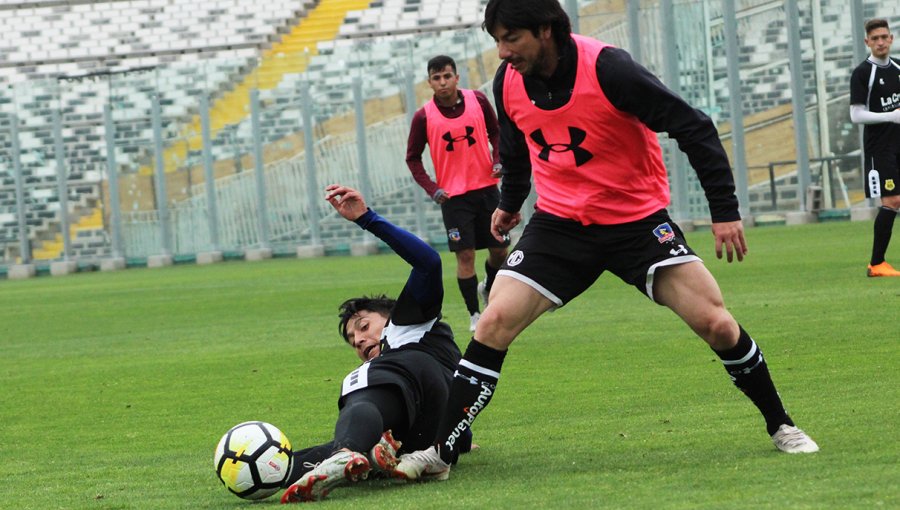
0, 0, 322, 261
337, 0, 485, 36
0, 0, 896, 263
0, 0, 309, 83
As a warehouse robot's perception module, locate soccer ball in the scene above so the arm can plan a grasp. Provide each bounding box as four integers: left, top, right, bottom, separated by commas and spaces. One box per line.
214, 421, 292, 500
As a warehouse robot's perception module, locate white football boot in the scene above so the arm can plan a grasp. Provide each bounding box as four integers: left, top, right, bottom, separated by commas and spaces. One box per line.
771, 424, 819, 453
393, 445, 450, 481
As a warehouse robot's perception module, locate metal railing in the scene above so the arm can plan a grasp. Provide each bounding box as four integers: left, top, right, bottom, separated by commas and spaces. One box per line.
764, 154, 862, 211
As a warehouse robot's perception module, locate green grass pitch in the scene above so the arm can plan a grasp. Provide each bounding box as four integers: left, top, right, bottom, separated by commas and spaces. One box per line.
1, 220, 897, 509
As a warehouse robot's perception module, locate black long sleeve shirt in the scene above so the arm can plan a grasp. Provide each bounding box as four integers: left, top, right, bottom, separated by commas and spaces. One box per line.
493, 38, 740, 223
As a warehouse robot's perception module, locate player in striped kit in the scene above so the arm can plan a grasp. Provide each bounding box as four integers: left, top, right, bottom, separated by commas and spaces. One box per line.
849, 18, 900, 277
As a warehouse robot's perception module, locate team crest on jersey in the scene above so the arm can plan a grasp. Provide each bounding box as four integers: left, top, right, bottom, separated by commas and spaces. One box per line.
447, 228, 461, 242
653, 223, 676, 243
887, 179, 896, 192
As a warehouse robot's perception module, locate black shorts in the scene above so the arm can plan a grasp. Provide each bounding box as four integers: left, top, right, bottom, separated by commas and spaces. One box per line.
499, 210, 701, 305
864, 150, 900, 198
338, 349, 452, 452
441, 186, 510, 252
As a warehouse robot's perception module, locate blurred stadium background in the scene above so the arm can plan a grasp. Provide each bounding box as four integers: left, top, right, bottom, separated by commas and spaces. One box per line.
0, 0, 895, 277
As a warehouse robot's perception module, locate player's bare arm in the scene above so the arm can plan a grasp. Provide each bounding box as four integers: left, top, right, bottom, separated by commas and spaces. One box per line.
490, 208, 520, 242
325, 184, 367, 221
711, 220, 747, 263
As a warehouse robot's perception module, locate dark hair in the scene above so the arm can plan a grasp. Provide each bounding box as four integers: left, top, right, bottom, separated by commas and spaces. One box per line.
427, 55, 457, 75
337, 295, 395, 343
865, 18, 890, 35
483, 0, 572, 50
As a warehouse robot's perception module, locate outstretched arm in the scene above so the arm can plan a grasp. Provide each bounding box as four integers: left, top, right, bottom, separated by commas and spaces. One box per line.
849, 104, 900, 125
325, 184, 443, 310
325, 184, 369, 221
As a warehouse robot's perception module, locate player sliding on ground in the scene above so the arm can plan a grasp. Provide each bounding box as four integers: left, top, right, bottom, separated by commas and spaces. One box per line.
280, 184, 473, 503
394, 0, 819, 482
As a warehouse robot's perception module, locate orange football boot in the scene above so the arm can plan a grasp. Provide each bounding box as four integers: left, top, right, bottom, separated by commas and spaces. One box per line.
867, 261, 900, 277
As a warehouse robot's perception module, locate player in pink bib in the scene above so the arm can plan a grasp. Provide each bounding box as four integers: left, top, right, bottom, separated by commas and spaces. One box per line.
406, 55, 510, 332
394, 0, 819, 482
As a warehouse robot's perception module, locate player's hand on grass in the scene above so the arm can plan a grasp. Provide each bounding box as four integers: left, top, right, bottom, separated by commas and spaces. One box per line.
491, 208, 520, 242
325, 184, 368, 221
711, 220, 747, 263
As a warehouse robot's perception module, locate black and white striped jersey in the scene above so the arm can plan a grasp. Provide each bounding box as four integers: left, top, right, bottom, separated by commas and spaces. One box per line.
850, 56, 900, 153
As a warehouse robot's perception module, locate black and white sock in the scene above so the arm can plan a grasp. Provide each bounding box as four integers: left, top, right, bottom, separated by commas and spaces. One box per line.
714, 326, 793, 436
437, 339, 506, 464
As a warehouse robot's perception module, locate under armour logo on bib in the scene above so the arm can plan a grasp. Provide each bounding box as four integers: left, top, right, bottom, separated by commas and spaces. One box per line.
442, 126, 476, 151
529, 127, 593, 166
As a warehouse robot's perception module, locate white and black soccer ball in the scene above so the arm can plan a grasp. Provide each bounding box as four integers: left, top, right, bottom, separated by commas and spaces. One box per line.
214, 421, 292, 500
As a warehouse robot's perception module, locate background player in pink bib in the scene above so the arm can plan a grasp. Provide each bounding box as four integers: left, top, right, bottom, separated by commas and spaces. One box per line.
406, 55, 510, 332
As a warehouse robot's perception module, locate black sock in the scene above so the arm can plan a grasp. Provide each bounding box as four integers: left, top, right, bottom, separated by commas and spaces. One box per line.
713, 326, 793, 436
871, 206, 896, 266
458, 276, 480, 315
484, 260, 500, 294
437, 339, 507, 464
284, 442, 335, 486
